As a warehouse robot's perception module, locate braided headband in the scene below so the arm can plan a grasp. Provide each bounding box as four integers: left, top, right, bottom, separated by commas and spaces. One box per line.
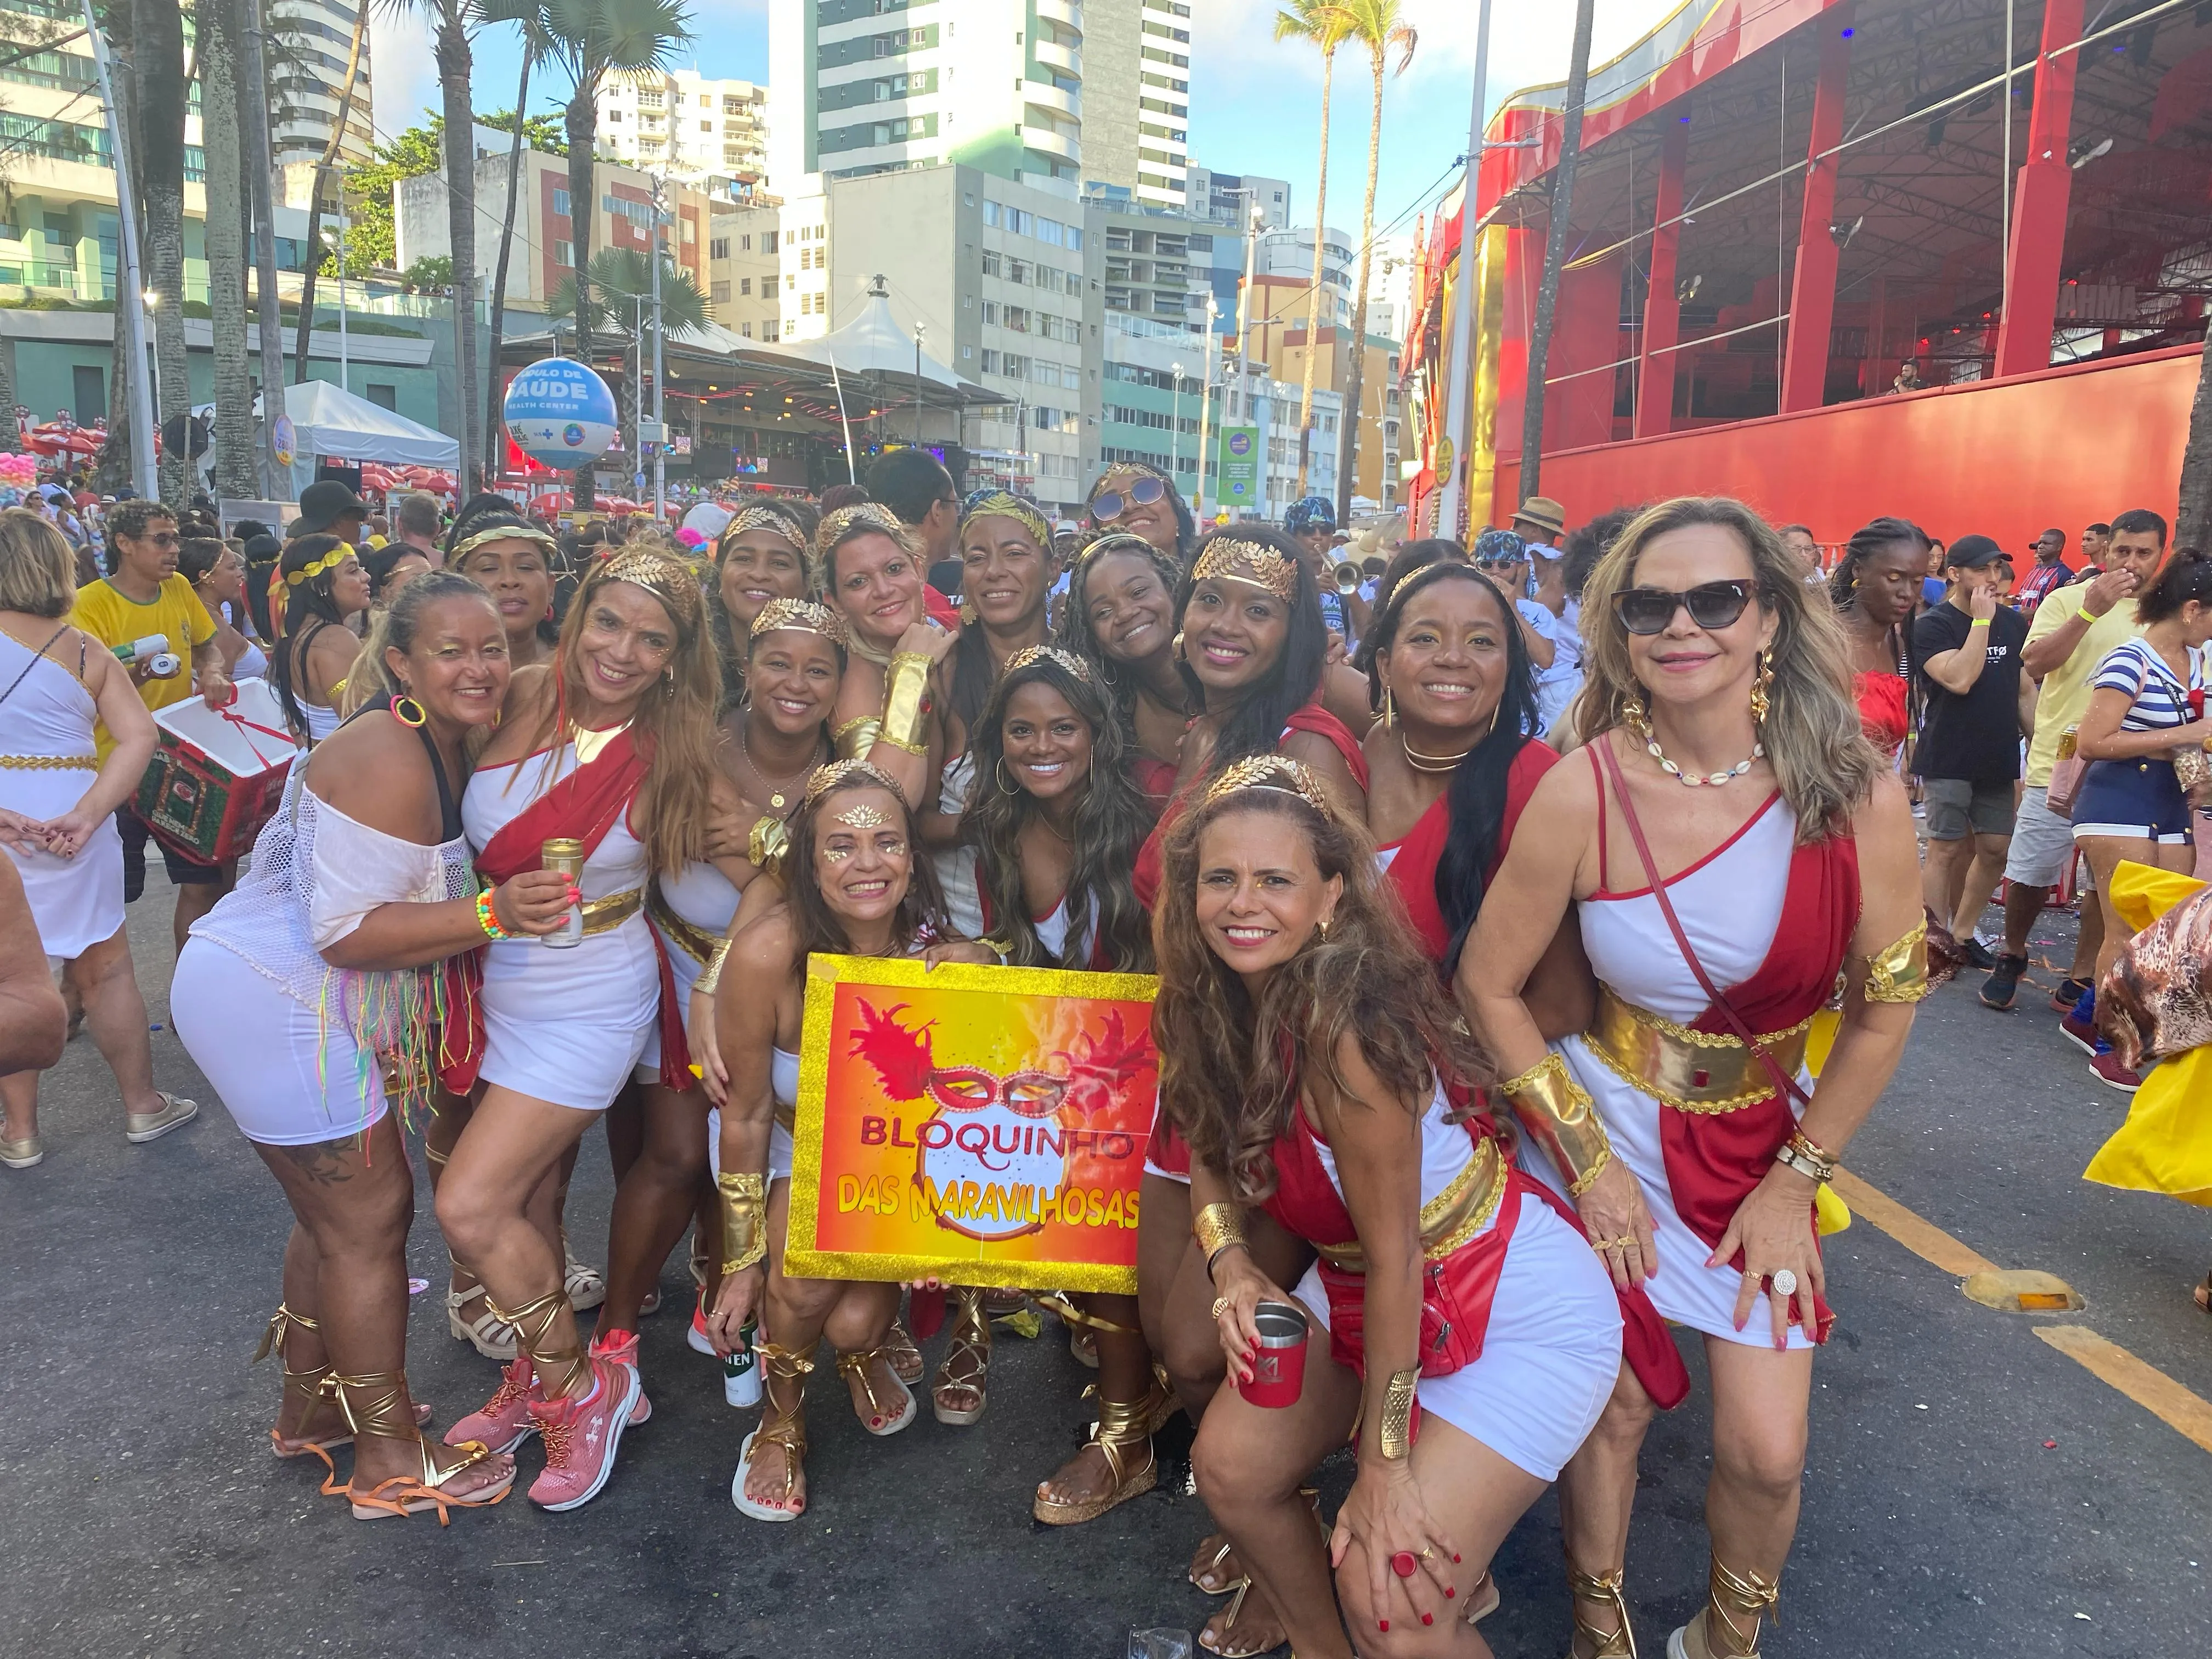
592, 547, 702, 630
448, 522, 559, 566
1204, 754, 1333, 819
750, 597, 849, 646
804, 757, 909, 808
285, 542, 353, 586
718, 506, 806, 558
1001, 644, 1092, 683
958, 489, 1052, 550
1192, 537, 1298, 602
1075, 529, 1160, 567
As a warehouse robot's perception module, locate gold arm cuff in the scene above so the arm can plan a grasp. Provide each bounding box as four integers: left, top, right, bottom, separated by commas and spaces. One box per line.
693, 935, 735, 1000
716, 1169, 768, 1274
1861, 920, 1931, 1003
747, 812, 790, 873
879, 651, 933, 752
1192, 1201, 1246, 1271
1375, 1367, 1419, 1461
833, 715, 882, 760
1500, 1052, 1615, 1196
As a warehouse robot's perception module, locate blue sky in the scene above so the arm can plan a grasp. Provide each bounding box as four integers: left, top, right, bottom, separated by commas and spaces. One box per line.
373, 0, 1681, 241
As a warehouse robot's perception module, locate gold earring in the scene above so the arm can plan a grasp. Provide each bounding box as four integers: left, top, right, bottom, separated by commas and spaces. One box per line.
1380, 682, 1396, 727
1750, 647, 1774, 725
1315, 913, 1331, 940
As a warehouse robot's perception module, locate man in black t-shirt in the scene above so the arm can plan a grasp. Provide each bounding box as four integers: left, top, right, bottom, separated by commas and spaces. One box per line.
1910, 533, 2029, 967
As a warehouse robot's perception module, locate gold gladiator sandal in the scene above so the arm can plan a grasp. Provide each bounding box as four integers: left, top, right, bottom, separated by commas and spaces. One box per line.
1567, 1558, 1640, 1659
1032, 1382, 1165, 1525
1667, 1558, 1780, 1659
882, 1316, 925, 1387
836, 1345, 917, 1435
932, 1286, 992, 1426
255, 1304, 346, 1470
330, 1370, 514, 1522
733, 1342, 815, 1522
492, 1286, 591, 1401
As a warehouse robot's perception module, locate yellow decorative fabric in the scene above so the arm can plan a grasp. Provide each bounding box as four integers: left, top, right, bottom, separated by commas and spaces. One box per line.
2084, 864, 2212, 1207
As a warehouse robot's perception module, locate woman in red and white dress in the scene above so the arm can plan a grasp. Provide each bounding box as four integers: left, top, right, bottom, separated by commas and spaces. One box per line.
1462, 498, 1927, 1659
1153, 755, 1626, 1659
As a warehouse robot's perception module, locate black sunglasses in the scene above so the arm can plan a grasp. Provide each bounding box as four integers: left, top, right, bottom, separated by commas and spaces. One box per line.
1612, 580, 1756, 635
1091, 476, 1166, 523
1474, 552, 1523, 571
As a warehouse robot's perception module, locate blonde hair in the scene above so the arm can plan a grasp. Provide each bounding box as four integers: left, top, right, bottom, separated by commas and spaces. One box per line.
1573, 496, 1880, 842
0, 507, 76, 618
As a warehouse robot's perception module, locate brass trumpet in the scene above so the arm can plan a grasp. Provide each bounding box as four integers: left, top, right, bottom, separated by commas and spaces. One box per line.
1334, 561, 1362, 594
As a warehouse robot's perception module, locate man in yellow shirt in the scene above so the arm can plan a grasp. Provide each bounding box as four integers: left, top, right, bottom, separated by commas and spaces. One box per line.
1980, 508, 2166, 1014
70, 500, 234, 953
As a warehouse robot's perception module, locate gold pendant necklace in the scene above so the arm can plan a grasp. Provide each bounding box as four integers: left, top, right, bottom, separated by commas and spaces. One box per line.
740, 711, 821, 811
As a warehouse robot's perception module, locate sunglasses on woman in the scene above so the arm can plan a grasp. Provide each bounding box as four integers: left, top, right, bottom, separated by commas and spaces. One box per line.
1611, 579, 1756, 635
1091, 476, 1166, 523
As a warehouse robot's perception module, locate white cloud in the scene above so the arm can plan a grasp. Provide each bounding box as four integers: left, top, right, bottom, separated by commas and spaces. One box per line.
368, 14, 441, 143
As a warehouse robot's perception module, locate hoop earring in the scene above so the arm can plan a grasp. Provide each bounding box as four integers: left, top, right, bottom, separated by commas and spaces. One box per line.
391, 694, 427, 729
1750, 647, 1774, 725
996, 758, 1023, 797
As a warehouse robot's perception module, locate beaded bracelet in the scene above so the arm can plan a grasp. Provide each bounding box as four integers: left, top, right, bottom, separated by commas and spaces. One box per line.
475, 887, 514, 941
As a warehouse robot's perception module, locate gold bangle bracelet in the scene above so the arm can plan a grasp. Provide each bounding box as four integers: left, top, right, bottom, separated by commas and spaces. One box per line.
879, 651, 933, 753
1375, 1367, 1419, 1460
693, 935, 735, 1000
1500, 1052, 1615, 1197
1192, 1201, 1246, 1274
832, 715, 882, 760
717, 1169, 768, 1274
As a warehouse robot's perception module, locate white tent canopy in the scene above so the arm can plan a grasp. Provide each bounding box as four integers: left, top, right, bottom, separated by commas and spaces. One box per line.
270, 379, 459, 494
781, 287, 970, 390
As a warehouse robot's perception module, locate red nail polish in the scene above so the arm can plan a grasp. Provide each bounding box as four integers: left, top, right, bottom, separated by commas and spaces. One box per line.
1421, 1612, 1435, 1626
1452, 1553, 1462, 1564
1445, 1586, 1456, 1598
1378, 1620, 1389, 1633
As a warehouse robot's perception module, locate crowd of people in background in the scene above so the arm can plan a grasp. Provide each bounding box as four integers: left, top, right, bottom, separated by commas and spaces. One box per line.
3, 448, 2204, 1659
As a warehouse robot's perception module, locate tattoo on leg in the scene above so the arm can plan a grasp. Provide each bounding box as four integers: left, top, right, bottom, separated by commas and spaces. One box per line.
276, 1134, 363, 1186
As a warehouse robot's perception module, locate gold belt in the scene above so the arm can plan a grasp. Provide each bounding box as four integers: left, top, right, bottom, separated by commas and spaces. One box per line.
1583, 984, 1812, 1115
0, 754, 94, 771
579, 887, 645, 936
645, 887, 720, 964
1317, 1137, 1504, 1273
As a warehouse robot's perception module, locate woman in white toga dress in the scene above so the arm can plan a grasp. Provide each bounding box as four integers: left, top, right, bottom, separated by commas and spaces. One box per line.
0, 509, 191, 1170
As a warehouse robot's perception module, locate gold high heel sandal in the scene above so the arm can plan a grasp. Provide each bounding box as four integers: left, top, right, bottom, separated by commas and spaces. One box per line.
1567, 1558, 1640, 1658
1197, 1489, 1327, 1657
329, 1370, 512, 1522
932, 1287, 991, 1426
837, 1345, 917, 1435
883, 1316, 925, 1387
1032, 1381, 1165, 1525
733, 1342, 815, 1522
1666, 1558, 1780, 1659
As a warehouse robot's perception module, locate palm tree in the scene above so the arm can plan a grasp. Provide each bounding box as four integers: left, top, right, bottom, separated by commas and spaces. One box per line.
1323, 0, 1415, 524
290, 0, 371, 386
1517, 0, 1596, 502
198, 0, 257, 499
1276, 0, 1348, 496
135, 0, 191, 502
476, 1, 556, 476
423, 0, 484, 493
549, 245, 706, 469
537, 0, 692, 507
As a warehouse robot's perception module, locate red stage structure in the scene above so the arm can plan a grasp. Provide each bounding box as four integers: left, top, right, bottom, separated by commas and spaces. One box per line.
1403, 0, 2212, 556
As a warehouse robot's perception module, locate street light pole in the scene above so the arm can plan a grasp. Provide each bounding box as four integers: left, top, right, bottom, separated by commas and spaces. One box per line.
144, 289, 162, 422
650, 179, 667, 523
83, 3, 155, 499
1435, 0, 1494, 540
1169, 359, 1184, 488
913, 320, 925, 447
1195, 294, 1217, 519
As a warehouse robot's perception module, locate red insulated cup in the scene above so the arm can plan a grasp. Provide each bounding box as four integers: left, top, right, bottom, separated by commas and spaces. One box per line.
1239, 1300, 1310, 1408
2189, 689, 2205, 720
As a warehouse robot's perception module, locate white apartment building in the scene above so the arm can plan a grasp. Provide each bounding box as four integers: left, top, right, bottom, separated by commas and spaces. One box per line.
270, 0, 375, 167
706, 207, 787, 341
1254, 224, 1355, 332
596, 70, 769, 197
1187, 166, 1291, 229
1081, 0, 1195, 209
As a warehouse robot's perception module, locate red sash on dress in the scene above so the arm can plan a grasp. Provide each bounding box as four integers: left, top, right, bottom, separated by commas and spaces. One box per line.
1138, 703, 1369, 1175
438, 729, 693, 1095
1384, 740, 1558, 962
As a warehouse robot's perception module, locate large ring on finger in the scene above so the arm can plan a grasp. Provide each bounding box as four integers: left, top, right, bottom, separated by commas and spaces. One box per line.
1770, 1268, 1799, 1298
1211, 1295, 1232, 1321
1391, 1551, 1420, 1579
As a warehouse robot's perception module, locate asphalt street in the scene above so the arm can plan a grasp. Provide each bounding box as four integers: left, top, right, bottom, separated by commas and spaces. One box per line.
1, 883, 2207, 1659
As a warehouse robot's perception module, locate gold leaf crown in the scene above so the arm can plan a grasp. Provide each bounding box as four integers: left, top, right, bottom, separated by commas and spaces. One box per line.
958, 490, 1053, 550
803, 758, 910, 808
1203, 754, 1333, 819
1192, 537, 1299, 602
285, 542, 353, 586
718, 506, 806, 557
594, 547, 703, 630
1001, 645, 1093, 683
749, 597, 849, 646
815, 502, 910, 560
448, 521, 558, 567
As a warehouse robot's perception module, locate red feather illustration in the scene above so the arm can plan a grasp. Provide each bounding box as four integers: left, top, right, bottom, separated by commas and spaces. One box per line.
849, 999, 935, 1101
1057, 1011, 1156, 1120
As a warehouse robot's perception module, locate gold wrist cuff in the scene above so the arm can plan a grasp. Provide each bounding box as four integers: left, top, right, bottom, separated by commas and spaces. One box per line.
1376, 1366, 1419, 1460
832, 715, 881, 760
1861, 919, 1931, 1004
1500, 1052, 1615, 1196
1192, 1202, 1246, 1274
879, 651, 933, 753
717, 1169, 768, 1274
747, 812, 789, 874
693, 935, 735, 1000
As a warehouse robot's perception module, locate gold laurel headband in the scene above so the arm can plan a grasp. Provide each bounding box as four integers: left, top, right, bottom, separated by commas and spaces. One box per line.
803, 757, 910, 808
749, 596, 850, 646
1092, 461, 1166, 496
958, 490, 1053, 551
1075, 529, 1161, 567
718, 506, 806, 558
595, 547, 703, 629
1192, 537, 1299, 602
448, 522, 559, 566
285, 542, 353, 586
1002, 644, 1093, 683
815, 502, 910, 561
1204, 754, 1334, 819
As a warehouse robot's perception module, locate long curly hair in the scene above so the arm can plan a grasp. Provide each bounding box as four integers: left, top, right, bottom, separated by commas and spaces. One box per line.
522, 552, 723, 878
1364, 561, 1541, 972
271, 533, 357, 743
1152, 778, 1486, 1202
961, 654, 1155, 972
1175, 527, 1330, 782
1054, 531, 1185, 747
1575, 496, 1880, 842
783, 768, 951, 957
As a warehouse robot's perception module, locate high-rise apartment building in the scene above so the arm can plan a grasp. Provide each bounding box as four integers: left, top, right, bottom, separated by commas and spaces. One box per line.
1187, 165, 1290, 229
269, 0, 376, 167
1082, 0, 1194, 208
596, 70, 770, 198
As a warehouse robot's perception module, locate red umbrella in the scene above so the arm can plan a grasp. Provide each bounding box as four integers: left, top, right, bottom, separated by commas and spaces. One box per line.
26, 424, 98, 456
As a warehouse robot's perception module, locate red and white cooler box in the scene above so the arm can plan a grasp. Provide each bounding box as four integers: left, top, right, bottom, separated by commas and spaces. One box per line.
134, 678, 296, 865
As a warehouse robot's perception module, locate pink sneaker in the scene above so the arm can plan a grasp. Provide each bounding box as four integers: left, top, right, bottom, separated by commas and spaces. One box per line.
526, 1356, 642, 1511
445, 1357, 538, 1454
588, 1328, 653, 1425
